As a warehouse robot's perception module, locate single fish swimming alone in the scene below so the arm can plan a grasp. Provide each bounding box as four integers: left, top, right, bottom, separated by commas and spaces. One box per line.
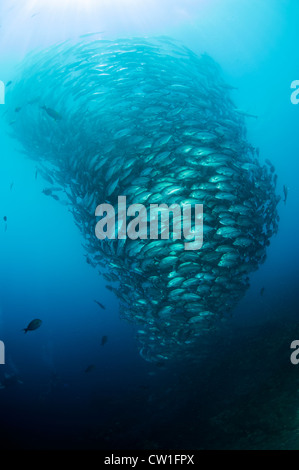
101, 335, 108, 346
94, 300, 106, 310
260, 287, 265, 296
23, 319, 42, 333
85, 364, 96, 373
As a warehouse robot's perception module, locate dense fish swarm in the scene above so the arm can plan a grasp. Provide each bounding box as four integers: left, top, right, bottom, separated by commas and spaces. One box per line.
6, 37, 280, 361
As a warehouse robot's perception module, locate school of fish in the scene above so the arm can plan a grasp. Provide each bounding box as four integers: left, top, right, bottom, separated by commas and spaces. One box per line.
6, 36, 280, 362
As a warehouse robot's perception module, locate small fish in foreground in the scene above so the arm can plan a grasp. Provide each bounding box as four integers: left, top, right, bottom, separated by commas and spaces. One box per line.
85, 364, 96, 373
94, 300, 106, 310
42, 187, 61, 196
23, 319, 42, 333
101, 335, 108, 346
260, 287, 265, 296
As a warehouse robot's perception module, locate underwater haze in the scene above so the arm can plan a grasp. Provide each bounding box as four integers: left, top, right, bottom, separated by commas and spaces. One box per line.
0, 0, 299, 450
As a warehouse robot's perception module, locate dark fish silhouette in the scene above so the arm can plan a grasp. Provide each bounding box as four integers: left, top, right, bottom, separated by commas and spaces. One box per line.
3, 216, 7, 222
260, 287, 265, 296
10, 182, 14, 190
23, 319, 42, 333
85, 364, 95, 373
6, 81, 12, 87
101, 335, 108, 346
42, 188, 61, 200
41, 105, 62, 121
15, 107, 22, 113
42, 188, 53, 196
94, 300, 106, 310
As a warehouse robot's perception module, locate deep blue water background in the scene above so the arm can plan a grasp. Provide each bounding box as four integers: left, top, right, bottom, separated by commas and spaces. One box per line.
0, 0, 299, 449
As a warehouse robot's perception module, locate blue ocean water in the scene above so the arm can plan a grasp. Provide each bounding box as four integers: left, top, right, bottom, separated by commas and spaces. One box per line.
0, 0, 299, 450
